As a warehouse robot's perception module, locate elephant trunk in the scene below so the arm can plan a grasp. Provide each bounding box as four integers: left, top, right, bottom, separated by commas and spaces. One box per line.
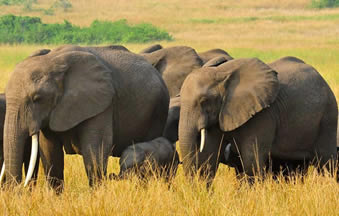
3, 108, 27, 184
179, 107, 199, 176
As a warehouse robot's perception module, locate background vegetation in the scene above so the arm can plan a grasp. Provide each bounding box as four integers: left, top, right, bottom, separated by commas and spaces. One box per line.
0, 15, 172, 44
0, 0, 338, 215
311, 0, 339, 8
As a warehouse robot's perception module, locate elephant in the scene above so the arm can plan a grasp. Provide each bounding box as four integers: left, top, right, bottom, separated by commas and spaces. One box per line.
2, 44, 169, 192
109, 137, 179, 182
178, 56, 338, 185
0, 94, 40, 185
109, 96, 181, 181
140, 45, 234, 97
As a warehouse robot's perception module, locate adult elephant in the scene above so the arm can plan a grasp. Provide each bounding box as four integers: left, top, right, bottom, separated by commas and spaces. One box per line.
2, 45, 169, 191
178, 56, 337, 184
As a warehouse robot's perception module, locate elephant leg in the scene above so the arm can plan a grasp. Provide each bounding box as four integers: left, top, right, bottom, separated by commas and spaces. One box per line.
234, 111, 275, 183
39, 129, 64, 193
23, 137, 40, 186
238, 138, 270, 184
313, 110, 337, 176
78, 105, 113, 187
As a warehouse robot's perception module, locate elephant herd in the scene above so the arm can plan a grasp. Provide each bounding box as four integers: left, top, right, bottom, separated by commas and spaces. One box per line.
0, 44, 338, 193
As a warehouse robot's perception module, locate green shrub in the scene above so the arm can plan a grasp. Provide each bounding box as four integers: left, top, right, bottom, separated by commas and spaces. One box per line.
0, 0, 36, 6
311, 0, 339, 8
0, 0, 24, 6
0, 15, 173, 44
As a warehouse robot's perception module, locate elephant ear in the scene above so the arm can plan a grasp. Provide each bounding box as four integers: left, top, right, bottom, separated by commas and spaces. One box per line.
203, 56, 228, 67
49, 51, 114, 132
141, 51, 167, 74
139, 44, 163, 54
29, 49, 51, 57
218, 58, 279, 132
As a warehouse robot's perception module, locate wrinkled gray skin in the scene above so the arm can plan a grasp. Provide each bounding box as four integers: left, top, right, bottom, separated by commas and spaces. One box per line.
140, 45, 233, 97
179, 56, 338, 185
110, 137, 179, 181
110, 96, 181, 181
3, 45, 169, 192
0, 94, 40, 185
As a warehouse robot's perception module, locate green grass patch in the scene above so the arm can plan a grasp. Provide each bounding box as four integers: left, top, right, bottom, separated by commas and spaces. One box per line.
0, 15, 173, 44
190, 14, 339, 24
310, 0, 339, 8
0, 0, 28, 6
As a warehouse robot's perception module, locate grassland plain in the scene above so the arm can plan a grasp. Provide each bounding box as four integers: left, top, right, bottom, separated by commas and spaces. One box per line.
0, 0, 338, 215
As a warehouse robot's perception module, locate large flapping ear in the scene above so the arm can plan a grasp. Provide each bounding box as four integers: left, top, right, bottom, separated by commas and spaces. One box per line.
49, 51, 114, 132
203, 56, 228, 67
218, 58, 279, 132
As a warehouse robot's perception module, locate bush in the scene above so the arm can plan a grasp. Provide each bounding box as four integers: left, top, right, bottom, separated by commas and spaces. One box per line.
0, 0, 36, 6
311, 0, 339, 8
0, 15, 173, 44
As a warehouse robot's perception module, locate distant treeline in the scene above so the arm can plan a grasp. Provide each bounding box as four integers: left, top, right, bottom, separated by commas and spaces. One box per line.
0, 15, 173, 44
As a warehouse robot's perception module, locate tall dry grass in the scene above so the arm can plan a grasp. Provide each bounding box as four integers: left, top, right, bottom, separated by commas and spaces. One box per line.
0, 156, 338, 216
0, 0, 338, 215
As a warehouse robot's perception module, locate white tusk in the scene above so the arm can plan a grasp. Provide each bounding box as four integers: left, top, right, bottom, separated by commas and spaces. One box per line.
24, 134, 38, 187
224, 143, 231, 162
0, 163, 5, 184
200, 128, 206, 152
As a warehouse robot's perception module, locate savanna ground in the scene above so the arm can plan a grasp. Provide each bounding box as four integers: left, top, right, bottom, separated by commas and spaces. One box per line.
0, 0, 338, 215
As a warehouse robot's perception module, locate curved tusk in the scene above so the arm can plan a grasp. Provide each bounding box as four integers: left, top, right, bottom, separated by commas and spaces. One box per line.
24, 134, 39, 187
224, 143, 231, 162
0, 163, 5, 184
200, 128, 206, 152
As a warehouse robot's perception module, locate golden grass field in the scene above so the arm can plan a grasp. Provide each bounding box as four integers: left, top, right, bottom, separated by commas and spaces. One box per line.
0, 0, 338, 215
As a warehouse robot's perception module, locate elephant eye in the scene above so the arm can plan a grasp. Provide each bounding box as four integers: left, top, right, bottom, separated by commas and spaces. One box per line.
32, 94, 42, 103
199, 97, 209, 106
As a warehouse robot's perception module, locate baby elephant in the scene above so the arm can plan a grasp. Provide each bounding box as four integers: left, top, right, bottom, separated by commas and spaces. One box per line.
110, 137, 180, 182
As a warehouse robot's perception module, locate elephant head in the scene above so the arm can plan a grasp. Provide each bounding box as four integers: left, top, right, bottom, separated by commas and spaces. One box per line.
178, 58, 279, 176
3, 45, 114, 184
